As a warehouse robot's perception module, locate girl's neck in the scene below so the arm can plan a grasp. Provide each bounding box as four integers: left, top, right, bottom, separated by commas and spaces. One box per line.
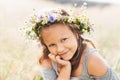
71, 44, 88, 77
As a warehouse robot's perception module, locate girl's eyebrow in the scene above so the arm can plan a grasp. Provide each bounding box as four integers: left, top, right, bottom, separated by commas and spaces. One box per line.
47, 36, 70, 46
48, 43, 55, 46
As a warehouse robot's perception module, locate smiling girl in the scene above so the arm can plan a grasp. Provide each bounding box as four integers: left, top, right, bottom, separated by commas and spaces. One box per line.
24, 8, 119, 80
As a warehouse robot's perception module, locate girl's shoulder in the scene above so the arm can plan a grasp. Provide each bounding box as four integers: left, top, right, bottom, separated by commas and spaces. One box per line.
40, 58, 53, 68
87, 50, 108, 77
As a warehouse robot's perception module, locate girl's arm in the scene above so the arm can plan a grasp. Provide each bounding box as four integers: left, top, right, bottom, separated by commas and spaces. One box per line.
48, 54, 71, 80
87, 52, 120, 80
40, 59, 57, 80
57, 62, 71, 80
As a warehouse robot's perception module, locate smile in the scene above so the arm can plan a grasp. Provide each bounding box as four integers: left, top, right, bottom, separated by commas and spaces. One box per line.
59, 50, 69, 57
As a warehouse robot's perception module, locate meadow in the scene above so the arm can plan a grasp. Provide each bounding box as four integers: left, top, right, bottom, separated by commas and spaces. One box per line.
0, 0, 120, 80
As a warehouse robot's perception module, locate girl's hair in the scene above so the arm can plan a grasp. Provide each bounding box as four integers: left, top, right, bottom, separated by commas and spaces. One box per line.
39, 9, 95, 73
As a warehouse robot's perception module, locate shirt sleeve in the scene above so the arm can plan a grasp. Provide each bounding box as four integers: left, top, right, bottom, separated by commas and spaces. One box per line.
90, 67, 120, 80
40, 67, 57, 80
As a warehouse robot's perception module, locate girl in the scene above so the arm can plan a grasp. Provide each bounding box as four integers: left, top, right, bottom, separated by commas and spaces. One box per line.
25, 9, 119, 80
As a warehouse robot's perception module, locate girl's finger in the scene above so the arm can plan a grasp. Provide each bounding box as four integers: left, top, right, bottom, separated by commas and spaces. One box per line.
48, 54, 56, 62
55, 55, 70, 65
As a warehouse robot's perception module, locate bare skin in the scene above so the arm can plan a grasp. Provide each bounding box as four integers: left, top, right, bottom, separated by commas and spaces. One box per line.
40, 24, 107, 79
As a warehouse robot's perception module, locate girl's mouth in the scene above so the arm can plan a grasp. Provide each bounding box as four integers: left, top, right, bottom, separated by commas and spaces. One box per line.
59, 50, 69, 57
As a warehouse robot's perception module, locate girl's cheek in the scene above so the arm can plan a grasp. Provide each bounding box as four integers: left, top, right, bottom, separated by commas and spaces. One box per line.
49, 48, 56, 55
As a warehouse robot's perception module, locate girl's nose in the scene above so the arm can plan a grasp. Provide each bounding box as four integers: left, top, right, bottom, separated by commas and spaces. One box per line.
56, 44, 64, 53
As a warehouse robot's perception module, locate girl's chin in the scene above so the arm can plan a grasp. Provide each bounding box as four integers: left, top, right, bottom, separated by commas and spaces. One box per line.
61, 57, 72, 61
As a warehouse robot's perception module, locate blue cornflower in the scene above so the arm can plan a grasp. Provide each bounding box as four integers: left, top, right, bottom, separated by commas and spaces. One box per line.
48, 13, 56, 23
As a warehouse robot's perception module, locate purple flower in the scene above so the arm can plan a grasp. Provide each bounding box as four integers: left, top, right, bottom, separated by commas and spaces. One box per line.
39, 16, 43, 20
48, 13, 56, 22
38, 15, 44, 21
38, 13, 45, 21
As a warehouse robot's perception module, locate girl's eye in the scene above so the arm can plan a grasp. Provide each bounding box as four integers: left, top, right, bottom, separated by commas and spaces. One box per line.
49, 44, 55, 47
61, 38, 68, 42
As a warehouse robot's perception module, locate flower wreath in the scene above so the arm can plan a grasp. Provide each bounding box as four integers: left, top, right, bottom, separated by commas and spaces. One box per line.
22, 3, 93, 41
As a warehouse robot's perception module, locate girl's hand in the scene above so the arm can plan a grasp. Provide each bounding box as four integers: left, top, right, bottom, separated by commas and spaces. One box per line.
48, 53, 71, 80
48, 53, 70, 66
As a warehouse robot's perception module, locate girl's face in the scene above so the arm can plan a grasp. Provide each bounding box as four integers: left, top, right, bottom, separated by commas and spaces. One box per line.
41, 24, 78, 60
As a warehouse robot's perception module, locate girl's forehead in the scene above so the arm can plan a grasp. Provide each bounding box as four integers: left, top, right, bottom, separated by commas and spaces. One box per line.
41, 24, 72, 35
41, 24, 74, 42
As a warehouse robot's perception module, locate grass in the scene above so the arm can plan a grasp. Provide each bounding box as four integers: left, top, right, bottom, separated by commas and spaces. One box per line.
1, 25, 120, 80
0, 0, 120, 80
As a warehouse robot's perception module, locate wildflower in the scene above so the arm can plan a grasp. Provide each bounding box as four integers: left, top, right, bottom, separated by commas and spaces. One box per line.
22, 3, 93, 41
48, 13, 56, 23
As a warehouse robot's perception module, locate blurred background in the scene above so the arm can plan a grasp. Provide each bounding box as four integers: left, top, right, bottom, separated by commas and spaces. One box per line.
0, 0, 120, 80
